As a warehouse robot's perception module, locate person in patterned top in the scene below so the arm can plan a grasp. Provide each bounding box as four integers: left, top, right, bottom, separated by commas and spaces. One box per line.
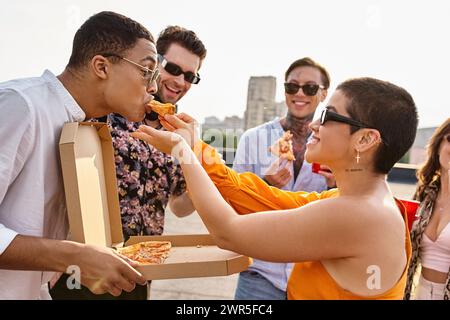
113, 26, 207, 240
50, 25, 207, 300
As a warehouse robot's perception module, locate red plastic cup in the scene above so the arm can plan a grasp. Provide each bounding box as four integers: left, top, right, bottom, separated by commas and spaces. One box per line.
398, 199, 420, 231
312, 163, 321, 174
312, 163, 332, 174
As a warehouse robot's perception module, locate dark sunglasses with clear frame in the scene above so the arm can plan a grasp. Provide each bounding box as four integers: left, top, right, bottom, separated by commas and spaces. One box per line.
320, 107, 389, 146
284, 82, 325, 96
103, 53, 160, 87
158, 54, 200, 84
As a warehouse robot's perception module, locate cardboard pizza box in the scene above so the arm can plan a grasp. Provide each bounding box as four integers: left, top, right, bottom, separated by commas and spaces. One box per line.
125, 234, 250, 280
59, 122, 250, 280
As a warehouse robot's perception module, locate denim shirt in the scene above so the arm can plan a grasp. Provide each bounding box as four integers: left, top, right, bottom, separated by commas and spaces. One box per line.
232, 118, 327, 291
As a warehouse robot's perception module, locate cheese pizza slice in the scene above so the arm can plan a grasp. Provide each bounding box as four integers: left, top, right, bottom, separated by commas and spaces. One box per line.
117, 241, 172, 265
269, 130, 296, 161
148, 100, 176, 116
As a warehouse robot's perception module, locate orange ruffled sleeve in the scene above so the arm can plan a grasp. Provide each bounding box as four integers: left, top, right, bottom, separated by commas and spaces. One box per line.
193, 140, 338, 214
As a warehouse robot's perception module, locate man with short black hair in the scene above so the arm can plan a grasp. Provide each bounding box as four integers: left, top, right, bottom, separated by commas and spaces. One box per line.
0, 11, 158, 299
50, 25, 207, 300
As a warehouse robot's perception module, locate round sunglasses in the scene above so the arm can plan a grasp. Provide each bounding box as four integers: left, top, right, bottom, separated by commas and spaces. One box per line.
103, 53, 160, 88
284, 82, 325, 96
158, 54, 200, 84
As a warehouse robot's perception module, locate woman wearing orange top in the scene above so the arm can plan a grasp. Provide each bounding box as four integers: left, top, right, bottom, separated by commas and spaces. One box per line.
132, 77, 418, 299
404, 119, 450, 300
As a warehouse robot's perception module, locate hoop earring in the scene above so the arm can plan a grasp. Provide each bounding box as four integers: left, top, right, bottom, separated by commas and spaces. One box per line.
356, 150, 361, 164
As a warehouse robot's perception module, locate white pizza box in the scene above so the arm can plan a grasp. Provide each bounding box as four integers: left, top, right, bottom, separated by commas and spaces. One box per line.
59, 122, 250, 280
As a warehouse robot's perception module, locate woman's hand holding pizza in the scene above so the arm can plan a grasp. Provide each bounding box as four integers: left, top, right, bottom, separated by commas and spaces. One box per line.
158, 113, 201, 148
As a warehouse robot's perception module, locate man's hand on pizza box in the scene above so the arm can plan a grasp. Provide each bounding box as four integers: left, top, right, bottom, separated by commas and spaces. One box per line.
263, 157, 292, 189
75, 243, 146, 297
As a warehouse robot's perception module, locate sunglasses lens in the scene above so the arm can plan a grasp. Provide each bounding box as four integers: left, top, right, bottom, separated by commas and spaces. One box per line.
303, 84, 319, 96
284, 83, 299, 95
164, 62, 182, 76
153, 69, 160, 82
284, 83, 320, 96
446, 134, 450, 143
164, 61, 200, 84
145, 69, 159, 87
184, 72, 199, 84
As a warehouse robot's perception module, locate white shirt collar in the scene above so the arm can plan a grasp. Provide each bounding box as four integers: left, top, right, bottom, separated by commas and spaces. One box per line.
42, 69, 86, 122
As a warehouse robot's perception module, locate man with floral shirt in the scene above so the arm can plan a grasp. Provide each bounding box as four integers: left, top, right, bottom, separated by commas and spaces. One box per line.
114, 26, 207, 239
50, 26, 207, 300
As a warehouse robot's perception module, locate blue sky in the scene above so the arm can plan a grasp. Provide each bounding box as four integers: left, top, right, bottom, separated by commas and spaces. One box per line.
1, 0, 448, 128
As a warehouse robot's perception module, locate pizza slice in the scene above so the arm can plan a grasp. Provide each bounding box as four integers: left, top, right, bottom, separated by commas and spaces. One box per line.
269, 130, 296, 161
148, 100, 176, 116
117, 241, 172, 265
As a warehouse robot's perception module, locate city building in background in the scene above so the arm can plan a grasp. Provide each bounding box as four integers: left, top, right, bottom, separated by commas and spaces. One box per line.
202, 115, 244, 131
243, 76, 286, 130
203, 76, 287, 133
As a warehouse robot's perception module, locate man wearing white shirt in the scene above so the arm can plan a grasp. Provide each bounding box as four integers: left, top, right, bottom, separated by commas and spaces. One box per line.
0, 11, 159, 299
233, 57, 335, 299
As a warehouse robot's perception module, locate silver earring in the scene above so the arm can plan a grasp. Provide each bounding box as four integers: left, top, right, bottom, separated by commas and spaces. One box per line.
356, 150, 361, 164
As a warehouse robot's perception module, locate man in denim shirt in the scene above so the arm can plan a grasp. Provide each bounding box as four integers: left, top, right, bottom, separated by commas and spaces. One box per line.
233, 57, 335, 300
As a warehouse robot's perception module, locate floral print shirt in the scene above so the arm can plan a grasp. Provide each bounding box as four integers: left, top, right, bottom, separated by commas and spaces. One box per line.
93, 113, 186, 241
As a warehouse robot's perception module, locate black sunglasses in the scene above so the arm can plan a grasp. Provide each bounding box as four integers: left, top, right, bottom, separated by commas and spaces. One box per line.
320, 108, 389, 145
444, 134, 450, 143
158, 54, 200, 84
320, 108, 370, 128
284, 82, 325, 96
